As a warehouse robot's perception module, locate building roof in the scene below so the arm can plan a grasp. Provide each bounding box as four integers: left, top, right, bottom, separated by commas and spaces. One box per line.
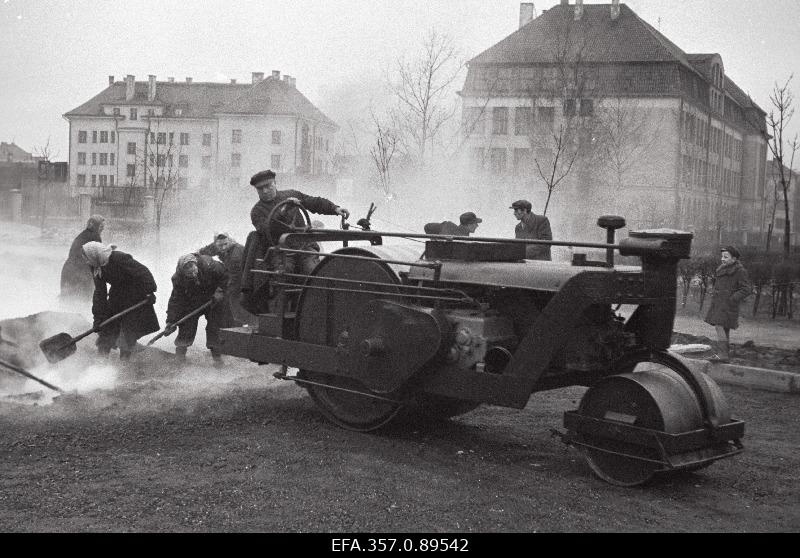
0, 142, 33, 162
64, 76, 337, 128
469, 3, 698, 71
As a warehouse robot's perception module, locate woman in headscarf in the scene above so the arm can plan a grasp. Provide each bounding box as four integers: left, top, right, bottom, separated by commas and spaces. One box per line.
82, 241, 159, 361
704, 245, 752, 363
59, 215, 105, 302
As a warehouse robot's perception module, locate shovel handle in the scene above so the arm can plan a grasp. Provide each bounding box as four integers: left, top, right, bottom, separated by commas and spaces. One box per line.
146, 300, 213, 346
70, 297, 153, 346
0, 359, 64, 392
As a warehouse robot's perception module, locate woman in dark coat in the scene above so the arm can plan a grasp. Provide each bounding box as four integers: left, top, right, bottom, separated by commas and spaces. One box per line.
60, 215, 104, 302
704, 245, 752, 362
82, 241, 159, 361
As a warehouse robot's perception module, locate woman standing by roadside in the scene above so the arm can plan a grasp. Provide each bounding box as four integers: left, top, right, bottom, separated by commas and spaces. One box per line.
705, 246, 752, 363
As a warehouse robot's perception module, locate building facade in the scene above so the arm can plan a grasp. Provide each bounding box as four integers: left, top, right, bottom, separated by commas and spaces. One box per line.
63, 71, 337, 206
460, 1, 768, 248
764, 161, 798, 249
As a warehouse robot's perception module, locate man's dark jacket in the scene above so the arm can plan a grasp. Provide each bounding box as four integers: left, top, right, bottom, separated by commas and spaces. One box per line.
167, 255, 229, 324
515, 213, 552, 260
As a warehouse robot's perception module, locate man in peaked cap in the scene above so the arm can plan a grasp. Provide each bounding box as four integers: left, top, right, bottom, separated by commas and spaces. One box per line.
510, 199, 552, 261
240, 169, 350, 313
437, 211, 483, 237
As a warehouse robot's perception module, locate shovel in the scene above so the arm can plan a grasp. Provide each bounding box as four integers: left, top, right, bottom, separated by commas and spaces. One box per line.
38, 297, 153, 364
0, 358, 63, 392
146, 300, 213, 347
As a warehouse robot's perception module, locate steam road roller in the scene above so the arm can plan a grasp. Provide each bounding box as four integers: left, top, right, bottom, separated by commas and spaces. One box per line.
219, 201, 744, 486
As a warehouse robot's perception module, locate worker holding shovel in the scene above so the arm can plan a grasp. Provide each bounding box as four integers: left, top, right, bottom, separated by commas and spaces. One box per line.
82, 242, 159, 362
165, 254, 229, 367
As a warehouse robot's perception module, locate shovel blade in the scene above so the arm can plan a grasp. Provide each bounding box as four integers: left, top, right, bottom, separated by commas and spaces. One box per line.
39, 332, 77, 364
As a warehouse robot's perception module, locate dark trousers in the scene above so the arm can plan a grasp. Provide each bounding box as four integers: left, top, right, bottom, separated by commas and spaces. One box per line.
96, 320, 140, 354
175, 305, 224, 350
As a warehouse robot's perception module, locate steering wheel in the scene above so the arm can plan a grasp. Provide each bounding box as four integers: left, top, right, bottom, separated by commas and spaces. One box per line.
265, 198, 312, 246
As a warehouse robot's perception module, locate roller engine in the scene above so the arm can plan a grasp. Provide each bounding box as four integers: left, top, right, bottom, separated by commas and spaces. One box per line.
219, 203, 744, 486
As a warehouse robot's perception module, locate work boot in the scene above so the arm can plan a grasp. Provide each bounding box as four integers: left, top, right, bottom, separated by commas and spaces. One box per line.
175, 346, 188, 364
210, 349, 224, 369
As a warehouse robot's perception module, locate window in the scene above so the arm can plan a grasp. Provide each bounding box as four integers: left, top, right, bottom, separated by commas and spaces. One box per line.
179, 154, 188, 168
147, 109, 155, 117
100, 153, 108, 166
92, 131, 98, 143
492, 107, 508, 135
157, 132, 166, 145
579, 99, 594, 117
271, 154, 281, 169
202, 133, 212, 146
130, 108, 137, 120
157, 154, 165, 167
515, 107, 532, 136
149, 154, 155, 166
232, 129, 242, 143
109, 153, 115, 165
272, 130, 281, 145
91, 153, 97, 166
127, 142, 136, 155
127, 164, 136, 177
201, 156, 211, 169
113, 108, 120, 116
77, 174, 86, 187
77, 152, 86, 165
167, 154, 174, 167
110, 132, 115, 144
78, 131, 87, 143
489, 148, 507, 175
91, 174, 97, 187
169, 132, 174, 145
100, 131, 108, 143
175, 108, 183, 117
537, 107, 555, 126
109, 175, 115, 187
231, 153, 241, 167
513, 148, 531, 175
563, 99, 577, 117
99, 175, 108, 187
180, 132, 189, 146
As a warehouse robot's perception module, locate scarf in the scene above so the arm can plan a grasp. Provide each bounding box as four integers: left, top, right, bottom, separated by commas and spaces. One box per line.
716, 259, 740, 276
175, 253, 200, 286
81, 241, 115, 278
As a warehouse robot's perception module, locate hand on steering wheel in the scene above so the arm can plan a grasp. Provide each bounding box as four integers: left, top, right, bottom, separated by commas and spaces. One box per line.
264, 198, 312, 246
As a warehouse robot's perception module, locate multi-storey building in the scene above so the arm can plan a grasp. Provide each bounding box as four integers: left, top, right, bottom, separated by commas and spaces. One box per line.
460, 0, 768, 248
63, 71, 337, 204
764, 160, 798, 249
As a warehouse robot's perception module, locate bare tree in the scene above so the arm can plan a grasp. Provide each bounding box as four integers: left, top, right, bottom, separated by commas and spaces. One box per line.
141, 122, 184, 244
368, 111, 400, 196
765, 76, 798, 255
389, 29, 464, 166
33, 137, 59, 233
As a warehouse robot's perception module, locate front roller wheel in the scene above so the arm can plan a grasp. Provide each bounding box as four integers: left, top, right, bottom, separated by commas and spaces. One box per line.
575, 355, 711, 487
300, 371, 402, 432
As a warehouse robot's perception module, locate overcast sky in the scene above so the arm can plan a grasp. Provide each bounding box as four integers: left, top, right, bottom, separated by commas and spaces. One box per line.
1, 0, 799, 160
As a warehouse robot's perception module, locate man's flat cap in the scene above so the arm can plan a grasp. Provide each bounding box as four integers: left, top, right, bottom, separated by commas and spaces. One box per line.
510, 200, 532, 211
459, 212, 482, 225
250, 169, 276, 186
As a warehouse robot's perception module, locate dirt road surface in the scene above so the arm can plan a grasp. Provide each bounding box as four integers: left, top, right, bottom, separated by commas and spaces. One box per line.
1, 356, 797, 533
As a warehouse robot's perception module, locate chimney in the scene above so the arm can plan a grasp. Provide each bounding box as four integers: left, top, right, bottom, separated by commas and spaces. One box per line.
252, 71, 264, 84
230, 78, 237, 84
186, 77, 193, 83
291, 77, 297, 88
125, 75, 135, 101
272, 70, 280, 79
148, 74, 156, 101
167, 76, 175, 83
574, 0, 584, 20
611, 0, 620, 20
108, 75, 114, 86
519, 3, 534, 28
560, 0, 568, 5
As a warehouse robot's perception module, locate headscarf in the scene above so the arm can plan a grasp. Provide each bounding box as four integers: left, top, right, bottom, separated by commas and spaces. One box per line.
86, 215, 105, 232
82, 241, 115, 277
176, 253, 200, 286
